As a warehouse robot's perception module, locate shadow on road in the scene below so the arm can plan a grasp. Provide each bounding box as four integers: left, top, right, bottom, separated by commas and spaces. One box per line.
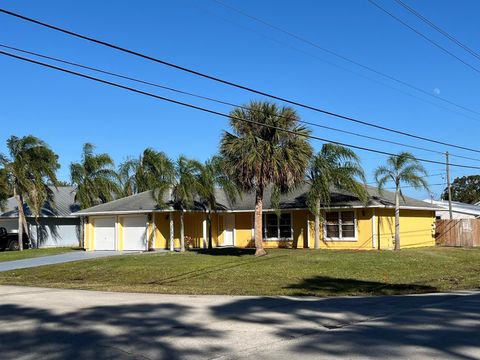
0, 302, 224, 359
212, 291, 480, 359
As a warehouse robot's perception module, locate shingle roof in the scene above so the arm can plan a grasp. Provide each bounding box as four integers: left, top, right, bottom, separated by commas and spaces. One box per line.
75, 183, 438, 215
0, 186, 80, 218
423, 199, 480, 216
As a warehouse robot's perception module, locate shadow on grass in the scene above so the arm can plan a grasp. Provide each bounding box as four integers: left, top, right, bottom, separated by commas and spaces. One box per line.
190, 247, 256, 256
285, 276, 437, 296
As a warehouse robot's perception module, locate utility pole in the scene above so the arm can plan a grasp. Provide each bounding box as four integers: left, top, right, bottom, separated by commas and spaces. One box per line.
445, 151, 453, 220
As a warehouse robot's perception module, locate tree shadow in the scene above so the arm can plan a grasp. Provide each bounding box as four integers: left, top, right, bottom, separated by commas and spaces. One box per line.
285, 276, 436, 296
0, 302, 224, 360
190, 247, 256, 256
212, 290, 480, 359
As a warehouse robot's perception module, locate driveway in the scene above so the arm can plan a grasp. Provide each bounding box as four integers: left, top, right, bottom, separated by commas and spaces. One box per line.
0, 285, 478, 359
0, 251, 132, 271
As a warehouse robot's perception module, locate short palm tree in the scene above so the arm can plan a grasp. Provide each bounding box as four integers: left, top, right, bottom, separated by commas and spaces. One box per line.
220, 101, 313, 256
172, 156, 204, 252
119, 148, 175, 206
374, 152, 429, 251
197, 155, 240, 249
307, 143, 367, 249
70, 143, 120, 209
0, 135, 60, 250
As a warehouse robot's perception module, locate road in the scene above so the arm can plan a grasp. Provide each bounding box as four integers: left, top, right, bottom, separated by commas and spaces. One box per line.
0, 285, 478, 359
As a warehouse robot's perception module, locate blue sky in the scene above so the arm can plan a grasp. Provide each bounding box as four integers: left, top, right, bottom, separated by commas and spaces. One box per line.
1, 0, 479, 200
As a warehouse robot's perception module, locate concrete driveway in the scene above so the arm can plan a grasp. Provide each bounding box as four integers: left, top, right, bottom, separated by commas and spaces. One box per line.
0, 251, 132, 271
0, 285, 478, 359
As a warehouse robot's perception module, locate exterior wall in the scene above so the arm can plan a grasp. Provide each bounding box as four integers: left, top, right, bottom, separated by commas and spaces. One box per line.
84, 208, 436, 251
154, 212, 207, 249
376, 209, 435, 249
307, 209, 374, 250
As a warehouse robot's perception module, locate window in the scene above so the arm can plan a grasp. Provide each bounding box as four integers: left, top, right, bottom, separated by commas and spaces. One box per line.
325, 211, 356, 240
263, 213, 292, 240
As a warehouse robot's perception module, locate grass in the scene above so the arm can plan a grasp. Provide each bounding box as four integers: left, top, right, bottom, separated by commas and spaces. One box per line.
0, 247, 77, 262
0, 247, 478, 296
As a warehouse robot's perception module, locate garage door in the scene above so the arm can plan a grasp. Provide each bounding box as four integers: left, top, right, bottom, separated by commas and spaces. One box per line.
122, 215, 147, 251
94, 217, 116, 250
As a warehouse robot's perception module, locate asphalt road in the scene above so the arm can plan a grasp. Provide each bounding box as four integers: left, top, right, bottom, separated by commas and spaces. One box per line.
0, 286, 478, 359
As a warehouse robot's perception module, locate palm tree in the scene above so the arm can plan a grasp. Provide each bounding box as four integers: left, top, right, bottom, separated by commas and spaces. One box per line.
70, 143, 120, 209
306, 143, 367, 249
171, 156, 204, 252
0, 135, 60, 250
197, 156, 240, 249
220, 101, 313, 256
118, 148, 175, 206
374, 152, 429, 251
0, 168, 11, 211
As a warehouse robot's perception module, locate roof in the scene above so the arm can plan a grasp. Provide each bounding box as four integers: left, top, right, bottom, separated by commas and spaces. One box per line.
75, 184, 438, 216
0, 186, 80, 218
423, 199, 480, 217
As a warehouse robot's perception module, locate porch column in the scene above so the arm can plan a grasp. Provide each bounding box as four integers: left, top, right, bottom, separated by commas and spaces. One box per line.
202, 216, 207, 249
372, 209, 377, 249
169, 212, 174, 251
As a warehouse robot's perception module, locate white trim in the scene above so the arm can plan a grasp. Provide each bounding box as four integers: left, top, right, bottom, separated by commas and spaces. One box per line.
372, 209, 377, 249
262, 212, 294, 241
306, 215, 310, 248
323, 209, 357, 242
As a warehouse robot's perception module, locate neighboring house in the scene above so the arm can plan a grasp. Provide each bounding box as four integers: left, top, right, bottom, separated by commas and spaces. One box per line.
0, 186, 81, 248
75, 185, 438, 251
423, 199, 480, 219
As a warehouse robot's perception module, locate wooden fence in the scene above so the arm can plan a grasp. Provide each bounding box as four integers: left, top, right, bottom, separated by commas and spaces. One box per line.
435, 219, 480, 247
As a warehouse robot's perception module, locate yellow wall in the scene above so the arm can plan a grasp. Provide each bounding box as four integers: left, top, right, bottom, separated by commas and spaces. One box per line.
310, 209, 374, 250
85, 208, 435, 251
376, 209, 435, 249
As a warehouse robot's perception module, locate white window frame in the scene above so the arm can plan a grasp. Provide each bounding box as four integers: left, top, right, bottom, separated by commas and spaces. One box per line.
263, 212, 293, 241
323, 210, 357, 241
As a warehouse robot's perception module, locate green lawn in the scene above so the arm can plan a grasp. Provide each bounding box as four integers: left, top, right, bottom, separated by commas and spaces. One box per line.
0, 247, 77, 262
0, 247, 478, 296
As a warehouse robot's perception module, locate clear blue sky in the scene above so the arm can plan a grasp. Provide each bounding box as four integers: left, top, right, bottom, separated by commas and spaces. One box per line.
1, 0, 479, 200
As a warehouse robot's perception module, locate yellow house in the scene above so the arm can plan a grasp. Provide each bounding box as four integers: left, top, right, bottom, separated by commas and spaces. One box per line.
75, 185, 437, 251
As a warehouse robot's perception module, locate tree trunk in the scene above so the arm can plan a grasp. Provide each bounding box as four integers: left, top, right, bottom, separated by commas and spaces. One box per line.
314, 198, 320, 250
180, 211, 185, 252
169, 212, 174, 251
394, 185, 401, 251
254, 187, 267, 257
14, 188, 25, 251
207, 211, 213, 249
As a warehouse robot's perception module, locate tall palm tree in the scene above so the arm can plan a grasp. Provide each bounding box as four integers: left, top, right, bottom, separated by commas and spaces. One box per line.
220, 101, 313, 256
118, 148, 175, 206
374, 152, 429, 251
197, 156, 240, 249
307, 143, 367, 249
171, 156, 204, 252
0, 135, 60, 250
0, 168, 11, 211
70, 143, 120, 209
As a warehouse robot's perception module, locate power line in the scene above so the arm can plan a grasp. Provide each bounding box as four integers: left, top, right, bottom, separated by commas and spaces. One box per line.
394, 0, 480, 61
368, 0, 480, 75
211, 0, 480, 119
3, 43, 479, 163
3, 49, 480, 172
1, 8, 480, 155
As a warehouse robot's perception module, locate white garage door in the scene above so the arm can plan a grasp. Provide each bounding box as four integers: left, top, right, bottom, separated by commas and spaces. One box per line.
122, 215, 147, 251
94, 217, 116, 250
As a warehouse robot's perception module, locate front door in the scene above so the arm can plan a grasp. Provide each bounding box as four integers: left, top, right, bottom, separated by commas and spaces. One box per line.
223, 214, 235, 246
